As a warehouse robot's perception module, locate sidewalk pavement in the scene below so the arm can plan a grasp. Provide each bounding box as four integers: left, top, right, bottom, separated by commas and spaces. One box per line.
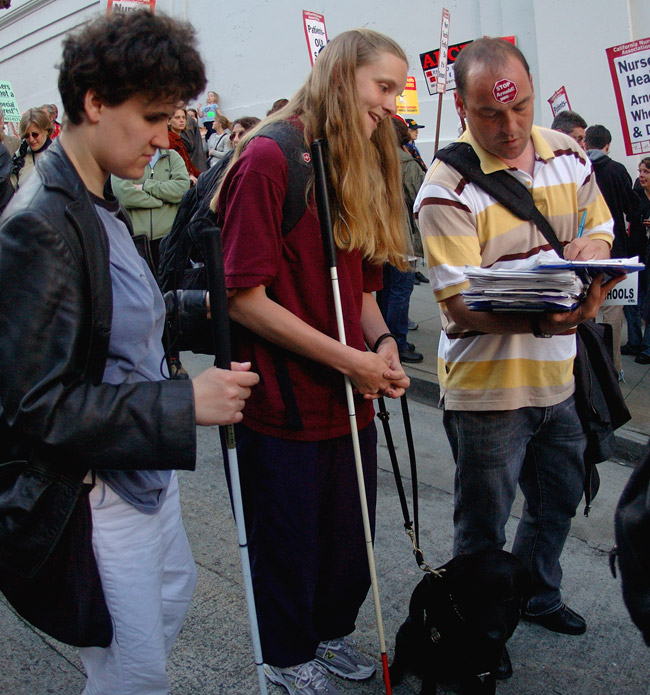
2, 291, 650, 694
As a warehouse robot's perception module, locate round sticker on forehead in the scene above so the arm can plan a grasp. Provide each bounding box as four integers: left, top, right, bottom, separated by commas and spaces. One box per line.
492, 79, 518, 104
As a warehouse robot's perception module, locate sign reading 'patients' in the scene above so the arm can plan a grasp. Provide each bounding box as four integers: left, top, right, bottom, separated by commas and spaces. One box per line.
303, 10, 328, 66
606, 37, 650, 155
547, 86, 571, 117
0, 81, 20, 122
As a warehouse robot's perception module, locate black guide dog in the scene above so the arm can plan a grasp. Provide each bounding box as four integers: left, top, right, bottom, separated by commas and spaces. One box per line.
389, 549, 532, 695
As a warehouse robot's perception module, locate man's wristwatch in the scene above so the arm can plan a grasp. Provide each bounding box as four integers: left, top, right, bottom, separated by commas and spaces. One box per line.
531, 316, 553, 338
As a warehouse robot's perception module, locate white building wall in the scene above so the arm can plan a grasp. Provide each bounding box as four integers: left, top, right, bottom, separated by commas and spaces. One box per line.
0, 0, 648, 174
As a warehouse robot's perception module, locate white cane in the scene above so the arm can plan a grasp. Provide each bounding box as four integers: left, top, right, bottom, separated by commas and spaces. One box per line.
201, 225, 268, 695
311, 139, 393, 695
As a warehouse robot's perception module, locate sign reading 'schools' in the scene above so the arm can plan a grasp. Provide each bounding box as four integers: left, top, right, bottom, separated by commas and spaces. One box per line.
606, 37, 650, 155
0, 81, 20, 122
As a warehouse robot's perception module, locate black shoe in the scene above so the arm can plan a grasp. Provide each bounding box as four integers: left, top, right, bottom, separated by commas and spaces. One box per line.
635, 352, 650, 364
621, 343, 641, 356
524, 603, 586, 635
407, 341, 415, 351
495, 646, 512, 680
414, 271, 430, 283
408, 318, 419, 331
413, 275, 421, 285
399, 347, 424, 364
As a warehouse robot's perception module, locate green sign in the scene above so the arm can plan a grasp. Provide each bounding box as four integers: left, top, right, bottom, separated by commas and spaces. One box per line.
0, 81, 21, 122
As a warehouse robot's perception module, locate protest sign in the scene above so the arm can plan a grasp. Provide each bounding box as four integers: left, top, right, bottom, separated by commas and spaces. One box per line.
396, 76, 420, 115
303, 10, 328, 66
419, 40, 473, 96
547, 86, 571, 118
436, 8, 451, 94
606, 37, 650, 155
106, 0, 155, 15
0, 81, 20, 122
601, 272, 638, 306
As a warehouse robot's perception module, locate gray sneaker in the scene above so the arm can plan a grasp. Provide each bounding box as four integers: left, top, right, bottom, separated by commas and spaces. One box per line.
264, 660, 342, 694
315, 637, 376, 681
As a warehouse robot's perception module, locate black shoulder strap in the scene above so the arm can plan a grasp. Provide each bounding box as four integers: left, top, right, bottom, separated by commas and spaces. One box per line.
241, 121, 312, 431
435, 142, 565, 258
252, 120, 311, 236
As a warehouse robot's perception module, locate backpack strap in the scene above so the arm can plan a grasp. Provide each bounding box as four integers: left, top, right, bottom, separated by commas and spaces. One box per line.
435, 142, 565, 257
242, 120, 312, 431
253, 120, 312, 236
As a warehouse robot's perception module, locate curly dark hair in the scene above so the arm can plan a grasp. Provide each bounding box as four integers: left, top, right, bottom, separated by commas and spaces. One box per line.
58, 11, 206, 126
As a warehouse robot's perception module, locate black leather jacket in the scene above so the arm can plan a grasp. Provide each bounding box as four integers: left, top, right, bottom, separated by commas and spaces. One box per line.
0, 140, 199, 576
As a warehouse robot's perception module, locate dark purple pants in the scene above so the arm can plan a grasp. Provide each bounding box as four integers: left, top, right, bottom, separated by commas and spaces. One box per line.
231, 422, 377, 667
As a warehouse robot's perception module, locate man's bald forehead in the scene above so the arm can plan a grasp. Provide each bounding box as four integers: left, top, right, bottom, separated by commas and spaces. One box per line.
454, 38, 530, 99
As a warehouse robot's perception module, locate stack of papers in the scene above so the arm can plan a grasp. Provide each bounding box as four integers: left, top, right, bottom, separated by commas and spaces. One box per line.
461, 252, 645, 313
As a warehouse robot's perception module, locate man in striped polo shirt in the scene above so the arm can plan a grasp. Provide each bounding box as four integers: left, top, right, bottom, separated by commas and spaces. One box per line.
415, 38, 620, 651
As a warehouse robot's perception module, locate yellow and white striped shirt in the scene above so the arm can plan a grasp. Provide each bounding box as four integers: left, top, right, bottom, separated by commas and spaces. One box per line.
414, 126, 614, 411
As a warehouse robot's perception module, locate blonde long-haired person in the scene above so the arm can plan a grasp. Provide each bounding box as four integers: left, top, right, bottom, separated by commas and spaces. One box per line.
214, 29, 410, 695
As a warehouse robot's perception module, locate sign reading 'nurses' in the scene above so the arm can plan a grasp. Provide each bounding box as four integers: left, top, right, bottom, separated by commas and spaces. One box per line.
606, 37, 650, 155
106, 0, 155, 14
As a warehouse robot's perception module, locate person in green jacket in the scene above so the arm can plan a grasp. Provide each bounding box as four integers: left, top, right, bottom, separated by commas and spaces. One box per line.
112, 147, 190, 267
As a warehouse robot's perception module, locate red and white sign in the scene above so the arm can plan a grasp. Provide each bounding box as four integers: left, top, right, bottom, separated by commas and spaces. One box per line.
436, 8, 451, 94
419, 40, 473, 96
492, 79, 517, 104
106, 0, 155, 15
547, 86, 571, 118
303, 10, 328, 66
606, 37, 650, 156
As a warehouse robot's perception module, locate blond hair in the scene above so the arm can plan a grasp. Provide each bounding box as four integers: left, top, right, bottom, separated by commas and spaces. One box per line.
213, 28, 408, 268
19, 108, 54, 139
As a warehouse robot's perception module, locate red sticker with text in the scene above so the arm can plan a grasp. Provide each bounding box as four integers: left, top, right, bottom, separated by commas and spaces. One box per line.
492, 79, 518, 104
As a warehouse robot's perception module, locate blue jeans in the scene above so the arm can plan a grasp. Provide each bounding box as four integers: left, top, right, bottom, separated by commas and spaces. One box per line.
443, 396, 586, 615
624, 268, 650, 353
378, 264, 415, 351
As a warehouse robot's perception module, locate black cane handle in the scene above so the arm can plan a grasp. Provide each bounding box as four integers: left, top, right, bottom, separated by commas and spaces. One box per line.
311, 139, 337, 269
200, 222, 232, 370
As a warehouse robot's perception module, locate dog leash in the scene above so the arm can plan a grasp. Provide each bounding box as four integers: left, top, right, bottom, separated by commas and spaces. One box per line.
371, 341, 439, 577
376, 395, 440, 577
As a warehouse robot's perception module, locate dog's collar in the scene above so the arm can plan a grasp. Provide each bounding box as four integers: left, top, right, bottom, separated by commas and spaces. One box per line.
428, 592, 467, 645
447, 592, 467, 624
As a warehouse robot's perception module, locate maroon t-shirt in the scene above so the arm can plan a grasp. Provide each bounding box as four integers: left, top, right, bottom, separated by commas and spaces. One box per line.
217, 134, 382, 441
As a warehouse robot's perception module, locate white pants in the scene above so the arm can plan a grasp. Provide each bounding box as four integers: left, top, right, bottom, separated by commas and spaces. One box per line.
80, 472, 197, 695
